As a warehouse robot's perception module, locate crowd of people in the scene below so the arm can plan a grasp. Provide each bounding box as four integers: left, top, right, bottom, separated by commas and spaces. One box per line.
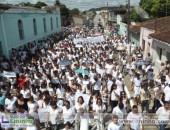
0, 25, 170, 130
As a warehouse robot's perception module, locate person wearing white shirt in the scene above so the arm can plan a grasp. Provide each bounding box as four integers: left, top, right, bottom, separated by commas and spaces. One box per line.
47, 101, 61, 130
152, 83, 163, 112
5, 93, 17, 113
110, 85, 120, 111
127, 105, 144, 130
62, 100, 76, 124
20, 86, 30, 99
132, 74, 141, 105
108, 115, 122, 130
163, 82, 170, 102
156, 101, 170, 130
107, 75, 113, 92
93, 98, 106, 126
105, 62, 114, 75
112, 103, 124, 123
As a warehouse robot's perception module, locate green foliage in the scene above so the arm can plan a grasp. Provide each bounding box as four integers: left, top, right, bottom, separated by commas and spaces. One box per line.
34, 1, 47, 8
123, 8, 143, 23
140, 0, 170, 18
69, 8, 80, 16
18, 1, 47, 9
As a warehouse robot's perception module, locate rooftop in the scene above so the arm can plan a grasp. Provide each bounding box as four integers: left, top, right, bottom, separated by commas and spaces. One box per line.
129, 16, 170, 33
150, 31, 170, 44
0, 4, 59, 13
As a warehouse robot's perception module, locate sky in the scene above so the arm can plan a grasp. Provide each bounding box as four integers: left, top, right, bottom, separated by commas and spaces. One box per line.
0, 0, 140, 11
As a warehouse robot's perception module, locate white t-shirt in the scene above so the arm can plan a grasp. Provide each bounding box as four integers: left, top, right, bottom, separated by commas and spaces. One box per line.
107, 80, 113, 92
133, 78, 141, 87
56, 87, 65, 99
48, 106, 61, 124
111, 89, 120, 101
20, 89, 30, 98
107, 122, 121, 130
112, 106, 124, 119
105, 64, 114, 74
163, 86, 170, 101
75, 102, 88, 113
127, 112, 143, 130
156, 106, 170, 121
62, 106, 76, 124
93, 79, 102, 91
26, 125, 37, 130
5, 97, 17, 112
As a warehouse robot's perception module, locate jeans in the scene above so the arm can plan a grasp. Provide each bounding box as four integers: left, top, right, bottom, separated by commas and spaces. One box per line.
110, 100, 118, 112
141, 100, 149, 113
159, 124, 167, 130
152, 98, 162, 112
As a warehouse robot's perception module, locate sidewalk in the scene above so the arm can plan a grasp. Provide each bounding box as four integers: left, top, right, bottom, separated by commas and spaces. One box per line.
124, 74, 159, 130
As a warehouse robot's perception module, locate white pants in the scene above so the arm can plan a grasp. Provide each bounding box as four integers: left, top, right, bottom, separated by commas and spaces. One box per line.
134, 86, 141, 98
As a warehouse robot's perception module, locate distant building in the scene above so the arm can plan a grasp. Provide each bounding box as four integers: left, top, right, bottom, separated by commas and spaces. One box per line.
0, 4, 61, 58
129, 16, 170, 75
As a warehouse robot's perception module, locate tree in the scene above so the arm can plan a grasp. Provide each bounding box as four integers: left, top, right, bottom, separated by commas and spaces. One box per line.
69, 8, 80, 16
19, 2, 34, 7
34, 1, 47, 8
123, 8, 143, 23
55, 0, 62, 6
139, 0, 170, 18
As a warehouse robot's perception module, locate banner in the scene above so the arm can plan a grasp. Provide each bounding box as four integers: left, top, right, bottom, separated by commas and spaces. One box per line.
3, 71, 16, 78
73, 36, 105, 44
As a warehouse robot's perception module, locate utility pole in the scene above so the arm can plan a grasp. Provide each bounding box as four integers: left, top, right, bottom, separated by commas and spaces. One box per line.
166, 0, 168, 16
127, 0, 131, 54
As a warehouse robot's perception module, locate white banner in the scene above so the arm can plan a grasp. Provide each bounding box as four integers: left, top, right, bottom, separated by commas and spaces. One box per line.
3, 71, 16, 78
73, 36, 105, 44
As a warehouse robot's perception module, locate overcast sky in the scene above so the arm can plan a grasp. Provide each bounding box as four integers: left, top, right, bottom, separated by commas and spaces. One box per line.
0, 0, 140, 11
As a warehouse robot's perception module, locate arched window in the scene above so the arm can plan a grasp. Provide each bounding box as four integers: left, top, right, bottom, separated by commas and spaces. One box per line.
33, 19, 37, 35
56, 17, 58, 28
51, 17, 53, 30
18, 19, 24, 40
43, 18, 47, 32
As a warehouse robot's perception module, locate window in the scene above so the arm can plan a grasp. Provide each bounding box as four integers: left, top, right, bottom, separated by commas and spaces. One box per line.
51, 17, 53, 30
18, 19, 24, 40
157, 47, 162, 60
142, 39, 145, 51
43, 18, 47, 32
33, 19, 37, 35
56, 17, 58, 28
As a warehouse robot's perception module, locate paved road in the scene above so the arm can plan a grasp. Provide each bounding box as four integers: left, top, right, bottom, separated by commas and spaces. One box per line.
124, 74, 159, 130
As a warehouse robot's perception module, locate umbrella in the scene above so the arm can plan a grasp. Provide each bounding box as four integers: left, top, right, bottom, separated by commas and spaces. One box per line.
74, 69, 89, 75
59, 59, 71, 66
117, 46, 126, 51
135, 60, 149, 67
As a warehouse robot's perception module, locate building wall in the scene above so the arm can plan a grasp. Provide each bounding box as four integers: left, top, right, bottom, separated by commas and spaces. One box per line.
152, 39, 170, 75
118, 21, 127, 36
139, 27, 155, 60
72, 17, 84, 25
1, 12, 61, 57
130, 31, 140, 47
